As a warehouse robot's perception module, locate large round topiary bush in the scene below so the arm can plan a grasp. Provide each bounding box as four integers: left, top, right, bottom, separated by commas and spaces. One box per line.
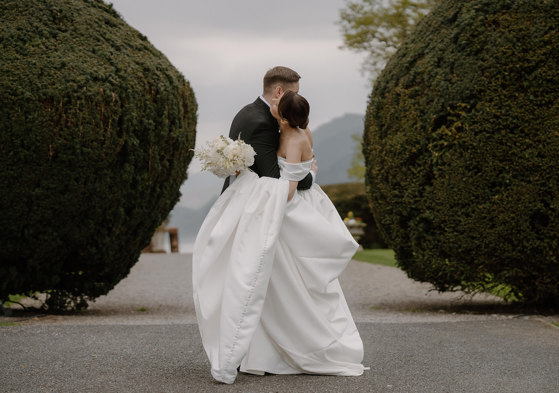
364, 0, 559, 306
0, 0, 197, 310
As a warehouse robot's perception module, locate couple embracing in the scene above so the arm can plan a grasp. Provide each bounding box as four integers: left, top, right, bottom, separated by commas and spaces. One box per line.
192, 66, 367, 384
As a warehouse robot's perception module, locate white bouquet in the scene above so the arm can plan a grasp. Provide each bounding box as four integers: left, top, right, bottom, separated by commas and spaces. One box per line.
194, 135, 256, 178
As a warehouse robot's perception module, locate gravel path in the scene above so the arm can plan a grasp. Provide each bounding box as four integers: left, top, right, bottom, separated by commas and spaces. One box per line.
3, 253, 521, 325
2, 254, 558, 393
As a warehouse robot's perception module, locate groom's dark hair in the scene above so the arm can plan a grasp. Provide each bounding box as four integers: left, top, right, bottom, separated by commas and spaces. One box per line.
263, 66, 301, 93
278, 90, 310, 129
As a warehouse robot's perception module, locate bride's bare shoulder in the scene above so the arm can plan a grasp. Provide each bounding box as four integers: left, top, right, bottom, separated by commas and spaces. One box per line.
297, 128, 313, 160
302, 127, 313, 147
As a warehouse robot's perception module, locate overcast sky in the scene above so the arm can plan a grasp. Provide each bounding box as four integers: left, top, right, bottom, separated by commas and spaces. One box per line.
108, 0, 370, 173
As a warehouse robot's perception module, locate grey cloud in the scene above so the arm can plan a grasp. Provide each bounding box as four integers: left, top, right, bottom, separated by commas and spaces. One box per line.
109, 0, 345, 40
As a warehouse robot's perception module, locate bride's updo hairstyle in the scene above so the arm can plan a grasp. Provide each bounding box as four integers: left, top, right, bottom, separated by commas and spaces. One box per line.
278, 90, 310, 129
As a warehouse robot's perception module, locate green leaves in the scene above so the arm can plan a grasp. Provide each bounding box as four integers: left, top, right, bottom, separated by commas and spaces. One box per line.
364, 0, 559, 306
0, 0, 197, 311
338, 0, 439, 81
347, 133, 366, 182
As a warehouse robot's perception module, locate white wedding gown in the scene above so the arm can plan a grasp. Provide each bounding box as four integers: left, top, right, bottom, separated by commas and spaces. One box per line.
192, 157, 366, 384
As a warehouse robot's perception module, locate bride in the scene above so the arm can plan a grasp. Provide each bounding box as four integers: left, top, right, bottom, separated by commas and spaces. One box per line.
192, 90, 366, 384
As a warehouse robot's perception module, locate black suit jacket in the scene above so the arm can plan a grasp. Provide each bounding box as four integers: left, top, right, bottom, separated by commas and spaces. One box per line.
222, 97, 313, 192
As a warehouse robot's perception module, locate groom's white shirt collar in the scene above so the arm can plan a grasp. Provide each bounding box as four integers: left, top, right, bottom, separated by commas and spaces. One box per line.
259, 95, 271, 108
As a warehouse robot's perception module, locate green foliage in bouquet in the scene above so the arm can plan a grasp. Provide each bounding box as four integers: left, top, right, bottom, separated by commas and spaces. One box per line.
364, 0, 559, 306
0, 0, 197, 310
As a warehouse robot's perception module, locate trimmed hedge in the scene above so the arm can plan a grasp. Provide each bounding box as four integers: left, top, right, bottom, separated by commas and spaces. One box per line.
0, 0, 197, 310
322, 182, 388, 249
364, 0, 558, 305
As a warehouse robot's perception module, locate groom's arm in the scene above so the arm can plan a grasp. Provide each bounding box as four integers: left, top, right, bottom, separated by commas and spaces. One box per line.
297, 172, 313, 190
250, 126, 281, 179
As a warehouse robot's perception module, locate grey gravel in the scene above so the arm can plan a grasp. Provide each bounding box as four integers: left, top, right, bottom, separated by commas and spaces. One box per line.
1, 254, 558, 393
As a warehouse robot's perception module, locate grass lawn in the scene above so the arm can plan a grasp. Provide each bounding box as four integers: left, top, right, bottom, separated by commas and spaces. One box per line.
353, 249, 520, 302
353, 248, 397, 268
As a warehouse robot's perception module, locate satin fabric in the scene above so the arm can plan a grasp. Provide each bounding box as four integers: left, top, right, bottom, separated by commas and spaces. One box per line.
193, 165, 366, 384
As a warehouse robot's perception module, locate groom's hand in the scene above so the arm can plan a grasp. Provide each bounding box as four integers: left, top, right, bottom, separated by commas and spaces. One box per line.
311, 159, 318, 181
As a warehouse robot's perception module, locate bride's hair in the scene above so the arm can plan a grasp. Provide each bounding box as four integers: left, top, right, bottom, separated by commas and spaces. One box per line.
278, 90, 310, 129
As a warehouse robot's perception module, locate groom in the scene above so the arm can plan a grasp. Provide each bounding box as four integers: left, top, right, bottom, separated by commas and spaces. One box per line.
222, 66, 317, 192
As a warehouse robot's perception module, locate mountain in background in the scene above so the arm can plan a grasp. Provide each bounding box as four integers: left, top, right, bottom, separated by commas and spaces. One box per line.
312, 113, 364, 185
167, 172, 222, 249
168, 198, 217, 250
168, 113, 365, 250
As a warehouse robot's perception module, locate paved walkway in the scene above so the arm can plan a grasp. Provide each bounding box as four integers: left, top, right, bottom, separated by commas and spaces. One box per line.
1, 254, 558, 392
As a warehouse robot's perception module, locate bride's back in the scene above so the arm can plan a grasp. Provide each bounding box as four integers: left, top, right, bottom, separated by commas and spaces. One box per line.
278, 126, 313, 161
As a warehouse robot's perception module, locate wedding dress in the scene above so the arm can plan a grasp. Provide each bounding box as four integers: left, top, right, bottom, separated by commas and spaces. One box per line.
192, 157, 366, 384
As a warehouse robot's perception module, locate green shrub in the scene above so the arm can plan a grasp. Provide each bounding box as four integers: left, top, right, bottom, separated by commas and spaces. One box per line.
0, 0, 197, 310
322, 183, 388, 249
364, 0, 559, 306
